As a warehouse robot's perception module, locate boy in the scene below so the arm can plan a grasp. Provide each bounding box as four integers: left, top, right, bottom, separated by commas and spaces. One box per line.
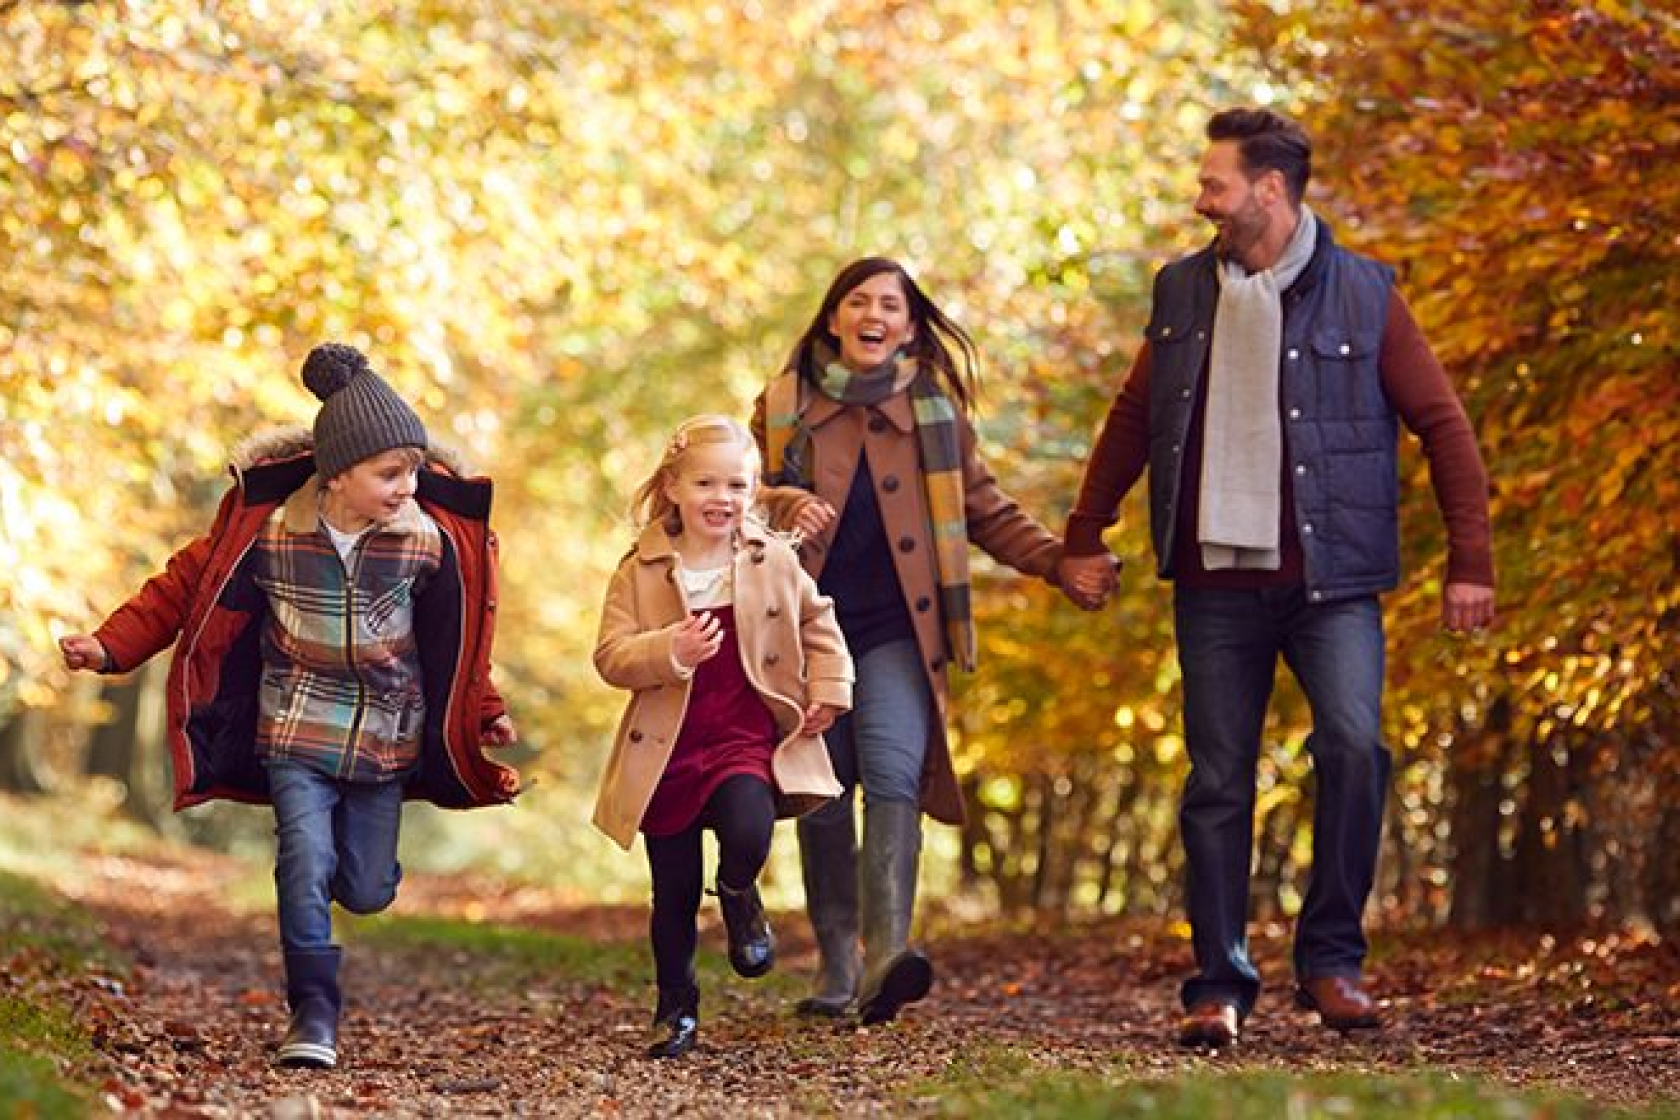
61, 343, 520, 1069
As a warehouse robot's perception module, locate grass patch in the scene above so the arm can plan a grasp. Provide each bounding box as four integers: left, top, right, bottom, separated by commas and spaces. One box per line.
0, 868, 111, 1119
344, 910, 806, 1002
912, 1050, 1680, 1119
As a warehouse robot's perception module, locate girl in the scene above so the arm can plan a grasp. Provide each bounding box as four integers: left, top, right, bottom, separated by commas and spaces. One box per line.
592, 414, 853, 1059
753, 258, 1065, 1024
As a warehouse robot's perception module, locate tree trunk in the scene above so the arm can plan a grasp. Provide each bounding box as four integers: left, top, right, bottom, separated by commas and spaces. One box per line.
83, 660, 171, 827
1511, 728, 1591, 927
0, 705, 50, 793
1448, 694, 1515, 930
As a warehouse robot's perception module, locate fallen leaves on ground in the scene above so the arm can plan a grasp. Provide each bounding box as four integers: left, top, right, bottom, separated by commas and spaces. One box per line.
14, 849, 1679, 1117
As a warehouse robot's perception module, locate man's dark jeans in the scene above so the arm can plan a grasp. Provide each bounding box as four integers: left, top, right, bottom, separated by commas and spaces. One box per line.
1173, 585, 1390, 1016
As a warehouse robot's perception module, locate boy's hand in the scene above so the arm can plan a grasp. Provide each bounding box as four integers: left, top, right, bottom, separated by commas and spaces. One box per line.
482, 714, 518, 748
59, 635, 108, 673
799, 701, 843, 737
670, 611, 723, 669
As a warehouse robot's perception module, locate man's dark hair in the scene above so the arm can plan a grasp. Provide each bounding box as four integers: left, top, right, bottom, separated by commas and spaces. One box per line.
1207, 107, 1311, 205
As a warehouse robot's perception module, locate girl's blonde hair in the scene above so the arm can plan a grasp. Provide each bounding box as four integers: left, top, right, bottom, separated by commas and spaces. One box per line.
631, 414, 763, 533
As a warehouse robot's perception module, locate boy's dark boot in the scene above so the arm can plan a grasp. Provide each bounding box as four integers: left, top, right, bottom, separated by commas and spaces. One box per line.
795, 808, 860, 1017
276, 946, 342, 1069
856, 801, 933, 1026
715, 878, 775, 978
646, 985, 700, 1059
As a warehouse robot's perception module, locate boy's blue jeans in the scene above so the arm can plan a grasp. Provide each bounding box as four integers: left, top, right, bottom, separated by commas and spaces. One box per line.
268, 762, 405, 952
1172, 586, 1391, 1018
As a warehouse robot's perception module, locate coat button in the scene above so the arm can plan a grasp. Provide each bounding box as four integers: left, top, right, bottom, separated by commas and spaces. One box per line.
1287, 348, 1301, 360
898, 537, 916, 553
1295, 464, 1307, 475
630, 730, 644, 743
882, 475, 900, 493
915, 596, 931, 612
1289, 408, 1302, 420
765, 652, 780, 666
1339, 342, 1351, 355
868, 414, 887, 433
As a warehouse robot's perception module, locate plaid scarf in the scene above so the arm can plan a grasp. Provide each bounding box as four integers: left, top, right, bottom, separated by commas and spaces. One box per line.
764, 348, 976, 671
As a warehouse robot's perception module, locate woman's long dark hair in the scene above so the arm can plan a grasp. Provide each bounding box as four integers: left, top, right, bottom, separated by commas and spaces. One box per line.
784, 257, 980, 413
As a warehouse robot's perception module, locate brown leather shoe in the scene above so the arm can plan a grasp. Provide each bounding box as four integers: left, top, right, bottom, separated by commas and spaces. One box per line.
1295, 975, 1382, 1030
1177, 1000, 1240, 1048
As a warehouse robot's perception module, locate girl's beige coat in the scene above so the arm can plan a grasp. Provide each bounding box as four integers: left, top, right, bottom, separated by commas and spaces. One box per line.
591, 520, 852, 850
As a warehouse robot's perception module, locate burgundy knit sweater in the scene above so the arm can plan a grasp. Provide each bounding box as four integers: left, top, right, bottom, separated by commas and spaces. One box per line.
1065, 290, 1495, 590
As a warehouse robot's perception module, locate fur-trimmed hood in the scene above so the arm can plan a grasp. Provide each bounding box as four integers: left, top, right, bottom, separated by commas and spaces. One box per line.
229, 426, 471, 479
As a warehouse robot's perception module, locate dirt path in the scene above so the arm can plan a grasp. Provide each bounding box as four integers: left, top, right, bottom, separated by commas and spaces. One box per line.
52, 849, 1680, 1117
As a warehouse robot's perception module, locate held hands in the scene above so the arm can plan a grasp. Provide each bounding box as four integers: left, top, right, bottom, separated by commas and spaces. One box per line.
1442, 582, 1496, 635
799, 701, 843, 737
671, 611, 724, 669
59, 635, 108, 672
482, 714, 519, 748
1058, 552, 1122, 612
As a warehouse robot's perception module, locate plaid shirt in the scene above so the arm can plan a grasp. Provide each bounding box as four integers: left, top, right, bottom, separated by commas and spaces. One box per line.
251, 489, 443, 782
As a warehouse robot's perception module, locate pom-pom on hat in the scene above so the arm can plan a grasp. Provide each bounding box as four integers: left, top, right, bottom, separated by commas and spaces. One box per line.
301, 343, 428, 479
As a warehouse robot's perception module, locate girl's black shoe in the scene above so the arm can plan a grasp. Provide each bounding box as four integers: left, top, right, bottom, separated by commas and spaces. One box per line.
646, 986, 699, 1059
715, 879, 775, 978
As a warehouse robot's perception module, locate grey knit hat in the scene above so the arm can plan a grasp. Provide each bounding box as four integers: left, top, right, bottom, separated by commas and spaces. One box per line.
301, 343, 428, 479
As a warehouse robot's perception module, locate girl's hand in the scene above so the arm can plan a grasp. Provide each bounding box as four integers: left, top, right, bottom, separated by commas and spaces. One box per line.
791, 496, 837, 539
482, 714, 519, 748
671, 611, 724, 669
59, 635, 108, 673
800, 701, 843, 737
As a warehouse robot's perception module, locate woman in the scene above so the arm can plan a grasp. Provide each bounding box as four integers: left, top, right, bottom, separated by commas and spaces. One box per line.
753, 257, 1064, 1024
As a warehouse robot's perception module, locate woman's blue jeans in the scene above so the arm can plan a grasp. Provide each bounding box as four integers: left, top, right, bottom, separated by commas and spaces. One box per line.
1172, 586, 1391, 1017
268, 761, 405, 952
810, 637, 933, 816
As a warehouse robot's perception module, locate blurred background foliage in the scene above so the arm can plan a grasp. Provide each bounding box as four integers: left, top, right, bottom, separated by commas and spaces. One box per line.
1, 0, 1674, 930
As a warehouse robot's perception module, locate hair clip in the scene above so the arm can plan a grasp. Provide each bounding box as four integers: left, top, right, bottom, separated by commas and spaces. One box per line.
667, 430, 690, 456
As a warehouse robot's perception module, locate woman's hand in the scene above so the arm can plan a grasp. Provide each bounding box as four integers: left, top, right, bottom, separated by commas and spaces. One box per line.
670, 611, 724, 669
790, 496, 838, 539
1057, 552, 1120, 611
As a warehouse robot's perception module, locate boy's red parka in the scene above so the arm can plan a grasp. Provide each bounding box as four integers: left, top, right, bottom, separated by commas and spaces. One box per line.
91, 430, 519, 811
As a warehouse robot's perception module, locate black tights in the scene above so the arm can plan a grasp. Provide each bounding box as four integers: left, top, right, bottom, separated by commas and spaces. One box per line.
644, 774, 775, 992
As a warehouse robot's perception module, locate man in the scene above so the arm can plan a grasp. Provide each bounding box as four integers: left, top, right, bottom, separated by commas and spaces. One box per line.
1059, 107, 1495, 1047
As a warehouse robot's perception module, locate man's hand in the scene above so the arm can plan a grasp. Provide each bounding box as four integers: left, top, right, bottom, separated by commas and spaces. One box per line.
1442, 582, 1495, 634
1058, 552, 1121, 611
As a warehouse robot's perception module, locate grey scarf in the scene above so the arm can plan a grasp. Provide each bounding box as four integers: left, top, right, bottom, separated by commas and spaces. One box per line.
1198, 205, 1318, 570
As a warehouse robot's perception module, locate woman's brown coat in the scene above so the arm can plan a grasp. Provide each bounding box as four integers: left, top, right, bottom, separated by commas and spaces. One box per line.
752, 386, 1062, 825
592, 519, 852, 850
